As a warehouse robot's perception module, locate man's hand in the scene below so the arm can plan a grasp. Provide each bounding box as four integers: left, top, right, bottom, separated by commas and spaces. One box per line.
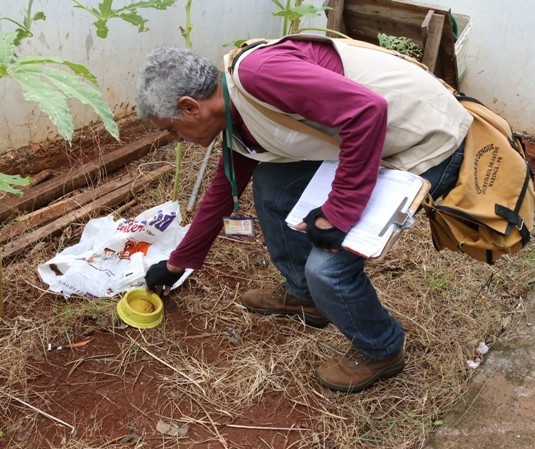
145, 260, 185, 297
301, 207, 346, 251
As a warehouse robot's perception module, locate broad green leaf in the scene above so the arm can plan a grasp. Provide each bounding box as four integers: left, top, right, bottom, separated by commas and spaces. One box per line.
0, 173, 31, 196
42, 66, 119, 139
293, 4, 326, 19
0, 32, 17, 68
11, 69, 74, 141
16, 55, 98, 84
273, 4, 327, 21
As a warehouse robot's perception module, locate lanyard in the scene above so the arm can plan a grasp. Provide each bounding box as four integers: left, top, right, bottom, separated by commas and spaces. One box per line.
221, 74, 240, 213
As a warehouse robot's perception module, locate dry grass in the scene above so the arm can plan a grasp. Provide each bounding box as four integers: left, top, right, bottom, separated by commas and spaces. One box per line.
1, 138, 535, 448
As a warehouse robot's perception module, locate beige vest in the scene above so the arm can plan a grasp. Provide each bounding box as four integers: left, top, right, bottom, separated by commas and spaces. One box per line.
223, 34, 473, 174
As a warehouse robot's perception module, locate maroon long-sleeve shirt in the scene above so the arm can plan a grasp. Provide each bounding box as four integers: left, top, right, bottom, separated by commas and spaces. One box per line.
169, 39, 387, 269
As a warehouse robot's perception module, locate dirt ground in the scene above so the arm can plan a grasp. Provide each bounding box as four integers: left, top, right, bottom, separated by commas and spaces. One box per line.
1, 123, 535, 449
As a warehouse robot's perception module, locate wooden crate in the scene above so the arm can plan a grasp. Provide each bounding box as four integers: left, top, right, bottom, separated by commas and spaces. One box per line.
325, 0, 459, 89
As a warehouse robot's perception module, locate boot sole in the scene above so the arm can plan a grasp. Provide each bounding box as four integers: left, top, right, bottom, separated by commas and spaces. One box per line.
317, 359, 406, 393
244, 304, 329, 329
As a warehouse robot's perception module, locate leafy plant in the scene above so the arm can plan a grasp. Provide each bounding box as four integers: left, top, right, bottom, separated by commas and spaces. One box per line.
0, 173, 31, 196
0, 0, 45, 46
0, 32, 119, 144
377, 33, 423, 59
271, 0, 333, 35
72, 0, 177, 39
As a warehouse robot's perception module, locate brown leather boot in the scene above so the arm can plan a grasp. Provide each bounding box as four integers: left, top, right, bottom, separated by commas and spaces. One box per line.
316, 348, 405, 393
241, 285, 329, 328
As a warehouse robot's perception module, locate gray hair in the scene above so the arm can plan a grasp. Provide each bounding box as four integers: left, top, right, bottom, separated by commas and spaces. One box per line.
136, 47, 219, 120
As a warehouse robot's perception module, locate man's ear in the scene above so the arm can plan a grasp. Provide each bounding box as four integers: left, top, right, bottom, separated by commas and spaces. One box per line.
177, 96, 201, 116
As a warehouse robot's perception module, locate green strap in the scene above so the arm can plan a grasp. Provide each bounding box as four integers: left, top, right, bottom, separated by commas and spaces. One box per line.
221, 74, 240, 212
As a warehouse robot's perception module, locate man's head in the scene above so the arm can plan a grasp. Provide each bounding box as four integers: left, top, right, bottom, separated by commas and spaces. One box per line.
136, 47, 223, 146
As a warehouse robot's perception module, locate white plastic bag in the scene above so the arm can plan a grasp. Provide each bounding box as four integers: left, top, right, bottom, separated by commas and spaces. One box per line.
38, 201, 192, 298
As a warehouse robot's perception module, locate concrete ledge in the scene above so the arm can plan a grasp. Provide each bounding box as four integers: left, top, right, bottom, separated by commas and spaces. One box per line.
425, 290, 535, 449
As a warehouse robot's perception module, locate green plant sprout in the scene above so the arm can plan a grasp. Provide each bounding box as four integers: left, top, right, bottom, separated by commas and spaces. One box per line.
179, 0, 193, 49
272, 0, 326, 35
72, 0, 177, 39
227, 2, 348, 53
377, 33, 423, 59
271, 0, 350, 38
0, 0, 45, 46
172, 0, 193, 203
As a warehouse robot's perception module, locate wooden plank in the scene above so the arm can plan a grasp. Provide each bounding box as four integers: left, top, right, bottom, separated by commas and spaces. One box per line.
27, 170, 54, 188
0, 130, 173, 223
421, 12, 445, 73
437, 9, 458, 88
1, 165, 174, 261
420, 9, 433, 44
325, 0, 348, 36
0, 172, 136, 245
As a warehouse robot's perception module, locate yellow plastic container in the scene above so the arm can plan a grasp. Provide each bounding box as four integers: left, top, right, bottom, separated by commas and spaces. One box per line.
117, 288, 163, 329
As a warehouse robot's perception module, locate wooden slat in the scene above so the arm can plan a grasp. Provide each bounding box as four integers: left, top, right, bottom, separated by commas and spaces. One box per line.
27, 170, 54, 188
436, 8, 458, 88
0, 172, 136, 245
421, 12, 445, 72
326, 0, 348, 36
1, 165, 174, 261
0, 130, 173, 223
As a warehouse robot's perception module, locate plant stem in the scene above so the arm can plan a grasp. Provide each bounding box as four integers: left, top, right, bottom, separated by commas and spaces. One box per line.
173, 0, 190, 204
171, 142, 182, 202
290, 0, 303, 34
181, 0, 192, 48
24, 0, 35, 29
283, 0, 290, 35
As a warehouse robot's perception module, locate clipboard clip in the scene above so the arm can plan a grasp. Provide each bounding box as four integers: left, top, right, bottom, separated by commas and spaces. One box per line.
378, 197, 414, 237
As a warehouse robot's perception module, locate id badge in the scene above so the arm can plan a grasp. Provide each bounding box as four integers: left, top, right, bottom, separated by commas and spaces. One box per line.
223, 215, 255, 237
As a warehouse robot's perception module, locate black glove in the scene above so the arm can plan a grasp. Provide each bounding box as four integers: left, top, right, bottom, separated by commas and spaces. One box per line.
145, 260, 184, 296
303, 207, 346, 250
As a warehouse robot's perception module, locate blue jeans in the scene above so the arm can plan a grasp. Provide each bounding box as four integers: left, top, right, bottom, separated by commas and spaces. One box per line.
421, 140, 465, 199
252, 146, 464, 359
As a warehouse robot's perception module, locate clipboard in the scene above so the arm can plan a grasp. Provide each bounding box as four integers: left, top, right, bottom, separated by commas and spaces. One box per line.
286, 161, 431, 260
366, 178, 430, 261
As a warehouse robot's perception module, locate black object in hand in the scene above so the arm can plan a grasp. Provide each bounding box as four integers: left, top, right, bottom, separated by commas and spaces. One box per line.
145, 260, 183, 294
303, 207, 346, 250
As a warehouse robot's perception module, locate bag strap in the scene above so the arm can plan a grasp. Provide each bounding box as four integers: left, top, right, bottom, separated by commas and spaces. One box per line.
495, 169, 532, 244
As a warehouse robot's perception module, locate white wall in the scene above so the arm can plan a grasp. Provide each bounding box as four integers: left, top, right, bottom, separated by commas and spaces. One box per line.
2, 0, 533, 155
0, 0, 327, 152
412, 0, 535, 134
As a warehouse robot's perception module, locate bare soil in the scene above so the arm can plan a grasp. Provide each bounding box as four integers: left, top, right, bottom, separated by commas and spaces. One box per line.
1, 124, 534, 449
